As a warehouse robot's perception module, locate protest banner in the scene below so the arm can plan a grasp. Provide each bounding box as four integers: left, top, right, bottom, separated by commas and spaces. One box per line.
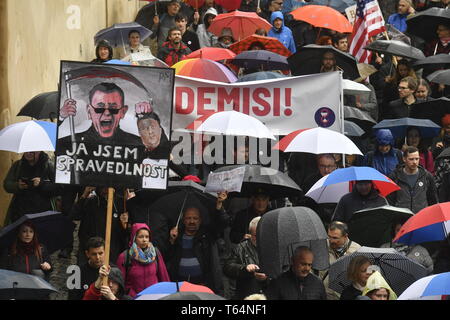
346, 5, 357, 25
205, 166, 246, 193
172, 71, 343, 136
55, 61, 175, 190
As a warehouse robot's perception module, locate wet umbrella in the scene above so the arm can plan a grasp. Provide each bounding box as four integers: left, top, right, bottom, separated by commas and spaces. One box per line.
215, 0, 242, 11
344, 120, 365, 137
348, 205, 414, 248
307, 0, 355, 12
94, 22, 152, 48
213, 164, 302, 199
344, 105, 376, 133
412, 54, 450, 69
398, 272, 450, 300
184, 47, 236, 61
373, 117, 441, 139
256, 206, 329, 279
0, 269, 58, 300
427, 69, 450, 86
288, 45, 360, 80
135, 281, 213, 300
17, 91, 59, 120
290, 5, 353, 33
436, 146, 450, 160
159, 292, 226, 300
410, 97, 450, 127
237, 71, 287, 82
328, 246, 428, 296
0, 211, 75, 254
406, 7, 450, 41
0, 120, 56, 153
173, 58, 238, 83
364, 40, 426, 61
375, 24, 411, 45
229, 35, 293, 57
135, 2, 194, 31
230, 50, 290, 71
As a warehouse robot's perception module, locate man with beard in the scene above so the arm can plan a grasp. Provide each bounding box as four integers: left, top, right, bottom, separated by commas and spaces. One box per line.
157, 27, 191, 67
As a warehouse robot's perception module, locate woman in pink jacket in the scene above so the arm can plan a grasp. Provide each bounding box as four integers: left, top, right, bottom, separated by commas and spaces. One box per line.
116, 223, 170, 298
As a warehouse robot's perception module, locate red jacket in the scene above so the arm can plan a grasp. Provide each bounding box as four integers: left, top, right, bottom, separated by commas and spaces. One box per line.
157, 41, 191, 67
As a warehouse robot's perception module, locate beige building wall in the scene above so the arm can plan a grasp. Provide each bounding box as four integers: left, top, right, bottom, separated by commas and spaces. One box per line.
0, 0, 145, 226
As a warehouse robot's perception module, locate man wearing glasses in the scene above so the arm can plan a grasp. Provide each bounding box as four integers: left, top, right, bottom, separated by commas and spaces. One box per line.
385, 76, 418, 120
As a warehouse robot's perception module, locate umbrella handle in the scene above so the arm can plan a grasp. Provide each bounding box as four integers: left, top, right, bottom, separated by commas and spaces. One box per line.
176, 192, 189, 228
155, 1, 158, 16
64, 79, 80, 185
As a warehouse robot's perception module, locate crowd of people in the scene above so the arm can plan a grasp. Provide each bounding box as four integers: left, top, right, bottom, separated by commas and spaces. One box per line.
1, 0, 450, 301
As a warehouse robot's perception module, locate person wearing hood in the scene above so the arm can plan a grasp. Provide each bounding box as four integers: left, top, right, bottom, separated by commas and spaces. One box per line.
215, 28, 235, 49
196, 7, 219, 48
331, 180, 389, 223
363, 129, 404, 177
268, 11, 296, 54
116, 223, 170, 298
83, 265, 132, 300
387, 146, 438, 213
362, 271, 397, 300
91, 39, 113, 63
387, 0, 415, 33
3, 151, 59, 224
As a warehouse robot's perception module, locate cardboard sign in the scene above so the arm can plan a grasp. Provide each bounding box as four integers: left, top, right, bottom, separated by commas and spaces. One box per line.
205, 166, 246, 193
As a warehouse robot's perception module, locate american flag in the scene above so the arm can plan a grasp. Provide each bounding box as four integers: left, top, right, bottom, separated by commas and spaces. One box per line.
349, 0, 386, 63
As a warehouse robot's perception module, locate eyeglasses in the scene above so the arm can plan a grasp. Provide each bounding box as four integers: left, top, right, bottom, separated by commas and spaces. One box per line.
91, 107, 123, 115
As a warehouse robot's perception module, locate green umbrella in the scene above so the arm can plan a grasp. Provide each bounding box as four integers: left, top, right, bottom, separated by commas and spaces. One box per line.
348, 205, 414, 248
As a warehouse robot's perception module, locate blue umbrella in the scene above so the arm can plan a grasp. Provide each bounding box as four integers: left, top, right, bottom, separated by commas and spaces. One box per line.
0, 211, 75, 254
399, 272, 450, 300
373, 117, 441, 138
237, 71, 287, 82
94, 22, 152, 48
105, 59, 132, 65
231, 50, 290, 71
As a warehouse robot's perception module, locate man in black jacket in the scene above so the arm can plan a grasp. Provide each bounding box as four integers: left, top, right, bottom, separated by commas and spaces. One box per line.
265, 246, 327, 300
175, 13, 200, 53
388, 146, 438, 213
384, 76, 418, 120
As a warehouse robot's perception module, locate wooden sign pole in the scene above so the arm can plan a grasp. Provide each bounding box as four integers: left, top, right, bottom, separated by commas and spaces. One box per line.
103, 187, 115, 286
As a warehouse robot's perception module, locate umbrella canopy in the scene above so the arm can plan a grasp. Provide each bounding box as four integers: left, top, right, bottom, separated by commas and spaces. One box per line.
185, 0, 205, 10
0, 269, 58, 300
398, 272, 450, 300
215, 0, 242, 11
305, 166, 401, 203
173, 58, 237, 83
135, 2, 194, 31
349, 205, 414, 248
0, 211, 75, 255
229, 34, 293, 57
375, 24, 411, 45
393, 202, 450, 245
290, 5, 353, 33
135, 281, 213, 300
192, 110, 276, 140
364, 40, 426, 61
342, 79, 371, 96
427, 69, 450, 86
436, 146, 450, 160
213, 164, 302, 199
307, 0, 355, 12
273, 127, 363, 155
237, 71, 287, 82
159, 292, 226, 300
328, 246, 428, 296
17, 91, 59, 120
184, 47, 236, 61
413, 54, 450, 69
256, 206, 329, 279
344, 120, 365, 137
372, 117, 441, 139
230, 50, 290, 71
207, 10, 272, 42
104, 59, 132, 65
344, 105, 377, 133
0, 120, 56, 153
94, 22, 152, 47
409, 97, 450, 127
406, 7, 450, 41
288, 44, 360, 80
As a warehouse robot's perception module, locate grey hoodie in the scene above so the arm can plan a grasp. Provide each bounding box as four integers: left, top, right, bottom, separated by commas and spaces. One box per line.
196, 7, 218, 48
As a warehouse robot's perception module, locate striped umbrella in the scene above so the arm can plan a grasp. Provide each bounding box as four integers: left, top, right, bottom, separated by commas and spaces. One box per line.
329, 247, 428, 296
173, 58, 238, 83
398, 272, 450, 300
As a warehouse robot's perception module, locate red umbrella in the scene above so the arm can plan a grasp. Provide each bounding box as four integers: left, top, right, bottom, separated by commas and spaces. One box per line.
184, 47, 236, 61
290, 5, 352, 34
185, 0, 205, 10
208, 10, 272, 41
215, 0, 242, 11
229, 34, 292, 57
173, 58, 238, 83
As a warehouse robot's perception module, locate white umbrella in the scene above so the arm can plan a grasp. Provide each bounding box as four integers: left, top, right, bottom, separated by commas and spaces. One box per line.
273, 127, 362, 155
0, 120, 56, 153
193, 110, 276, 140
342, 79, 371, 96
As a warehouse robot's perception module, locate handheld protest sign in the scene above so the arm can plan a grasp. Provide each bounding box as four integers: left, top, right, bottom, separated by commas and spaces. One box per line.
55, 61, 175, 190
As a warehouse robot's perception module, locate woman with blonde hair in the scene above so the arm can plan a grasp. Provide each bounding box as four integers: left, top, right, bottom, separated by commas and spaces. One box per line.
340, 256, 373, 300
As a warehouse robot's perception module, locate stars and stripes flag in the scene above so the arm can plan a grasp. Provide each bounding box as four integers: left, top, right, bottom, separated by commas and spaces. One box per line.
349, 0, 386, 63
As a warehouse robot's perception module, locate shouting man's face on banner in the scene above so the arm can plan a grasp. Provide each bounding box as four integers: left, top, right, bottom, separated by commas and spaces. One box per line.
87, 85, 128, 138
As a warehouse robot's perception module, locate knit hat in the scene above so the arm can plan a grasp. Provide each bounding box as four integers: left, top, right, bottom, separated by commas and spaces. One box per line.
218, 28, 235, 42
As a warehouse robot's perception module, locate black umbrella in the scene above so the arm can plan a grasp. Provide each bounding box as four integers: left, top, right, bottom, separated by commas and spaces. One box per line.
427, 69, 450, 86
256, 206, 329, 279
364, 40, 425, 61
230, 50, 290, 71
376, 24, 411, 45
288, 44, 360, 80
410, 97, 450, 126
406, 7, 450, 41
348, 205, 414, 248
0, 269, 58, 300
17, 91, 59, 120
412, 54, 450, 69
213, 165, 302, 199
94, 22, 152, 47
159, 292, 226, 300
135, 2, 194, 31
0, 211, 75, 255
344, 105, 376, 133
344, 120, 365, 137
436, 146, 450, 160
